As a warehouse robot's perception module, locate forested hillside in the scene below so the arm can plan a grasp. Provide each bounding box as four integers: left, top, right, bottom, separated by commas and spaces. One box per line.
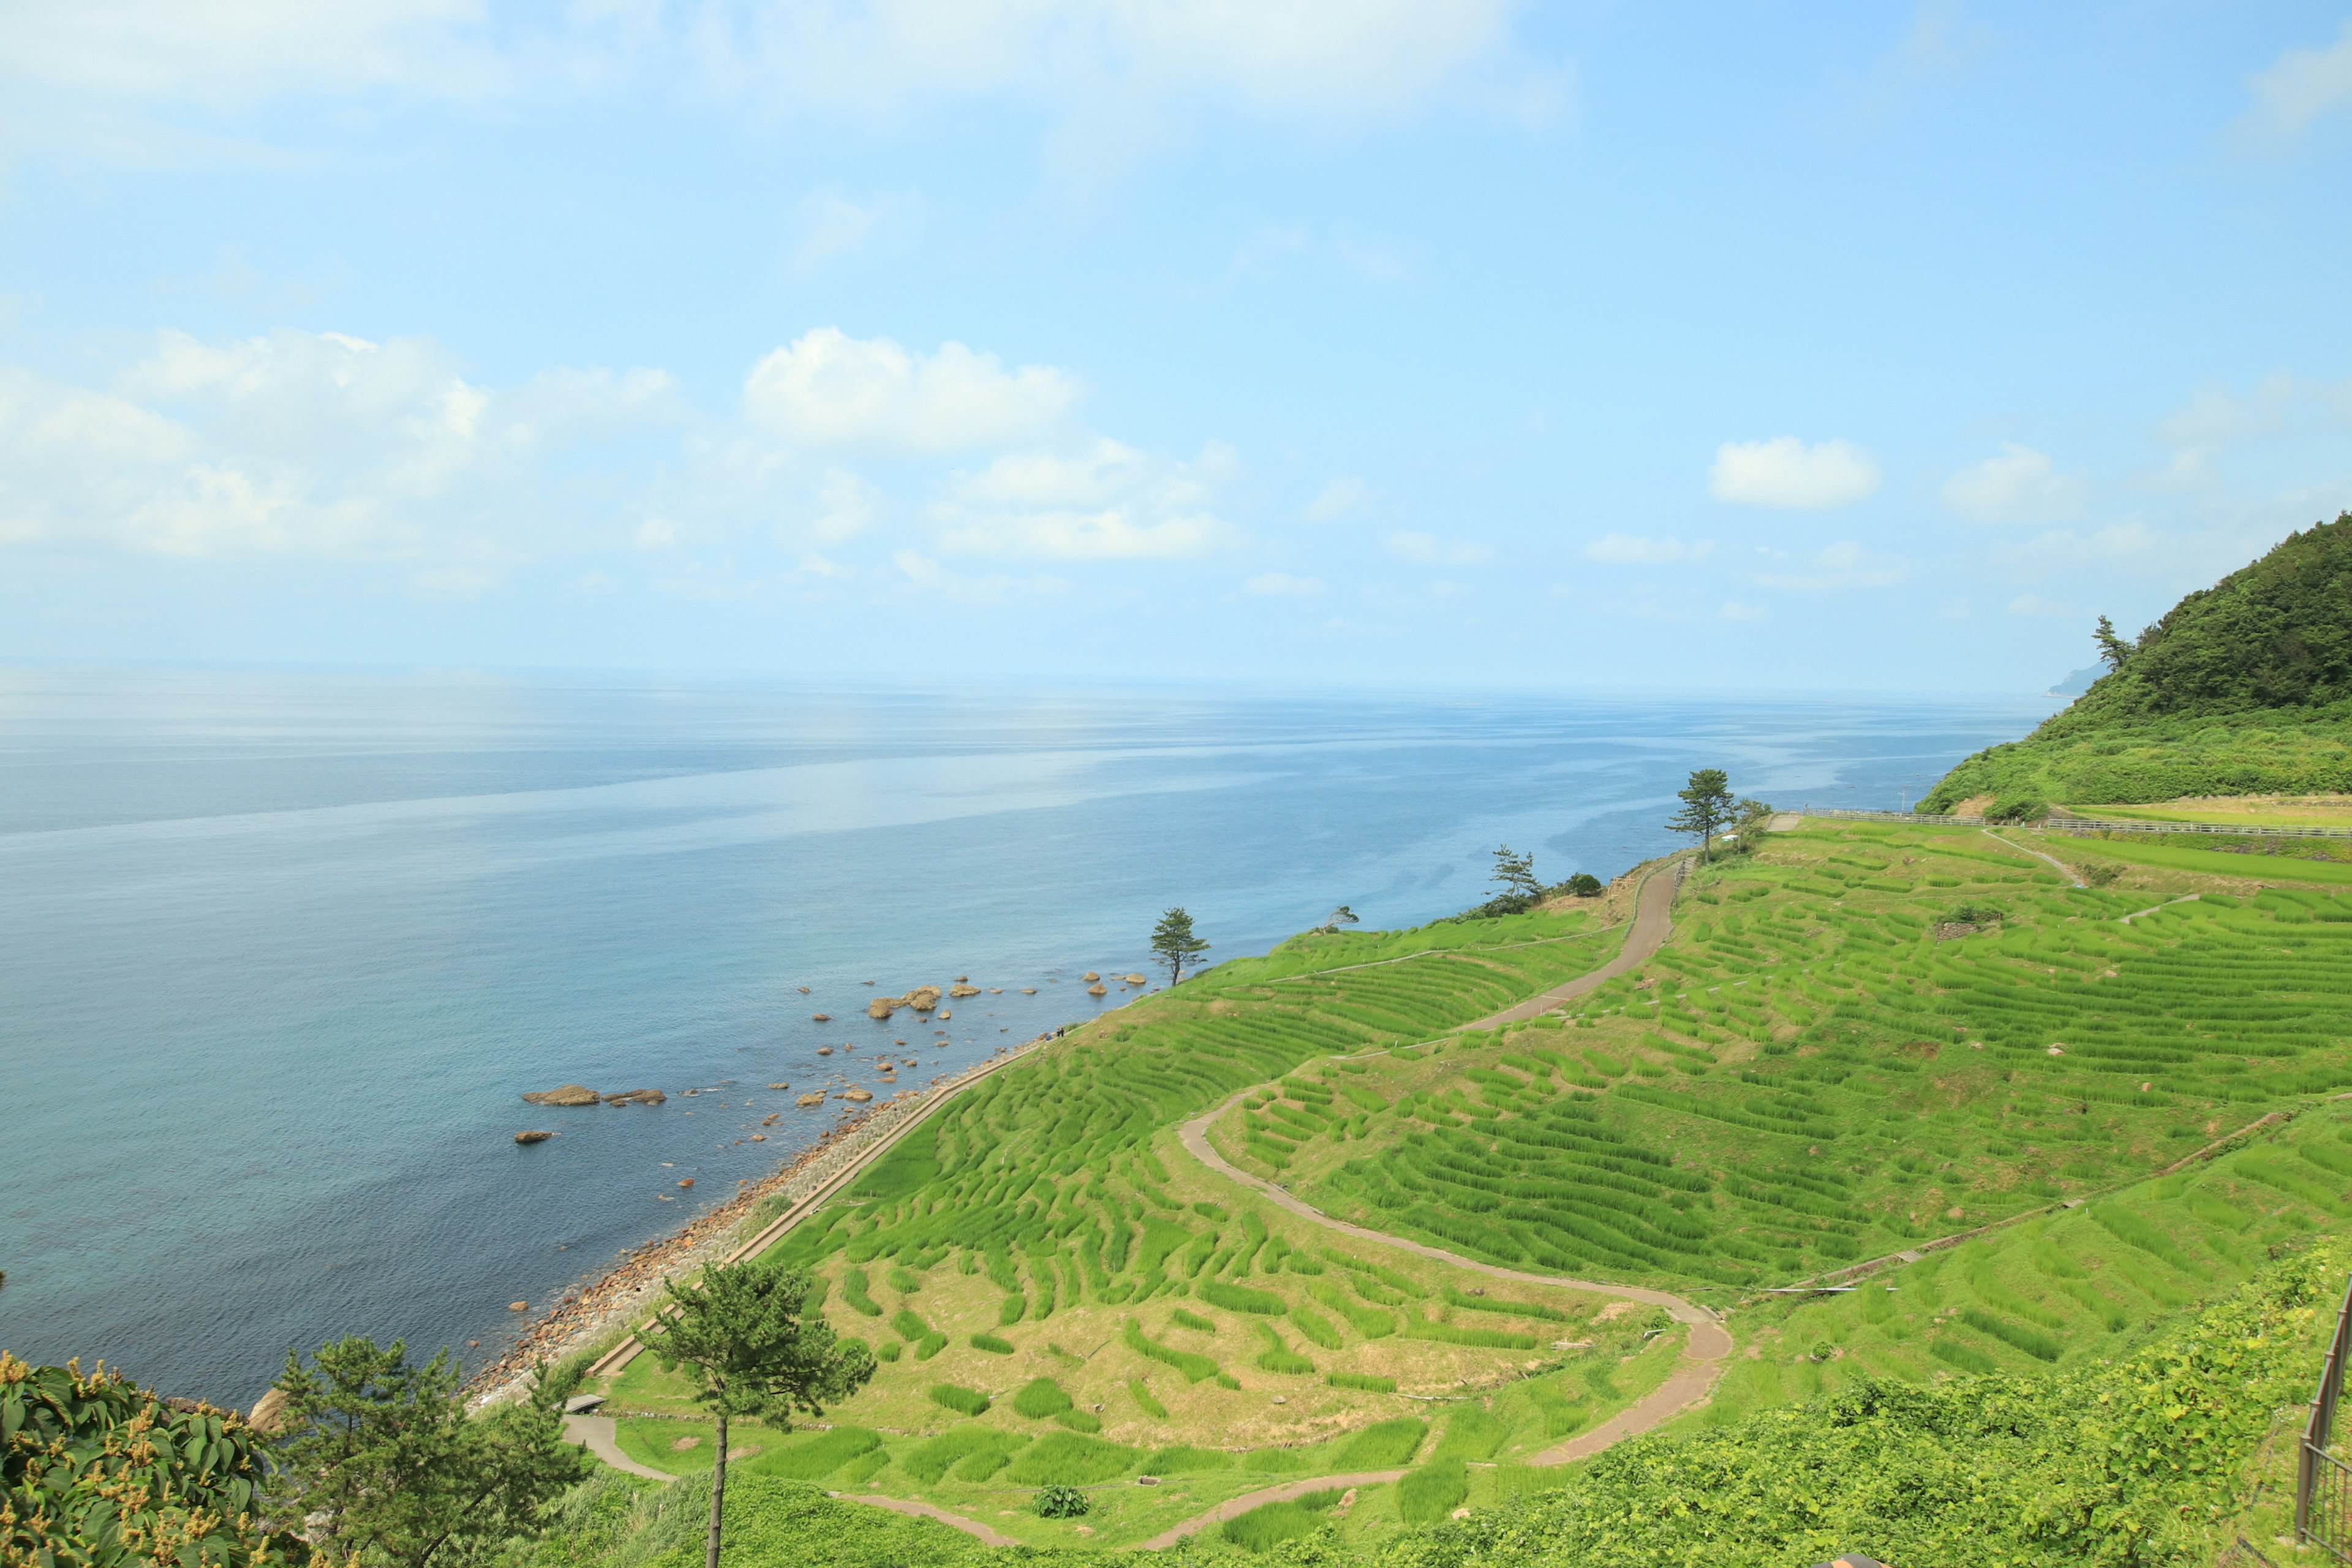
1924, 511, 2352, 810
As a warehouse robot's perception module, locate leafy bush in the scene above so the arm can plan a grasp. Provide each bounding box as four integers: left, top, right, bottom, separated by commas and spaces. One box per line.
927, 1383, 989, 1417
1003, 1432, 1139, 1486
1013, 1378, 1072, 1419
1033, 1485, 1090, 1519
970, 1333, 1014, 1355
1396, 1457, 1470, 1523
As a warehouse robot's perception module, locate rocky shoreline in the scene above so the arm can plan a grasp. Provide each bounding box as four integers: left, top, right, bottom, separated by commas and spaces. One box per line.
464, 1032, 1060, 1410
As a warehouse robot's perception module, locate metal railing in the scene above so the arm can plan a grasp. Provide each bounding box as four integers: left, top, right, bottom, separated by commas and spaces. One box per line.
2299, 1272, 2352, 1559
1799, 806, 2352, 841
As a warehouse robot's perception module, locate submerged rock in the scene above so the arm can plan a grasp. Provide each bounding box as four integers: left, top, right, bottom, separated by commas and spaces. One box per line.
522, 1085, 600, 1106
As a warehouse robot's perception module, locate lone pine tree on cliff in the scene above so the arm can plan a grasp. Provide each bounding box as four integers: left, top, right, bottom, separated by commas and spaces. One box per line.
1666, 767, 1737, 862
1152, 907, 1210, 984
643, 1261, 875, 1568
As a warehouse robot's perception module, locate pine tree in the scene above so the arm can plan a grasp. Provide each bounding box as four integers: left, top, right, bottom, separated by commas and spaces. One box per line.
1150, 907, 1211, 984
1665, 768, 1736, 863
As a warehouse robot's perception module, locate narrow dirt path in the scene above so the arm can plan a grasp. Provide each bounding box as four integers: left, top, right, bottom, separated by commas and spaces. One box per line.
1463, 858, 1687, 1029
1138, 1471, 1414, 1550
560, 1414, 674, 1480
1981, 827, 2086, 888
1148, 858, 1732, 1548
838, 1494, 1019, 1548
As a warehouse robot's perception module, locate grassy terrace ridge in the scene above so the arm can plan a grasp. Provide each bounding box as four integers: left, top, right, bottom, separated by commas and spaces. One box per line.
578, 816, 2352, 1558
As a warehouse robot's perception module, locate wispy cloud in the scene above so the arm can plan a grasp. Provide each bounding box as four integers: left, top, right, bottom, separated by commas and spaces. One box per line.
1709, 437, 1880, 509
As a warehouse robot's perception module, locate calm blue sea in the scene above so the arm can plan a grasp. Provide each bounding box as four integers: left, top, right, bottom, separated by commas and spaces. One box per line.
0, 667, 2051, 1404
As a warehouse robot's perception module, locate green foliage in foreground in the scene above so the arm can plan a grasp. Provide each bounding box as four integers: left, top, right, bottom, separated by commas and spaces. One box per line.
2, 1353, 296, 1568
1924, 511, 2352, 809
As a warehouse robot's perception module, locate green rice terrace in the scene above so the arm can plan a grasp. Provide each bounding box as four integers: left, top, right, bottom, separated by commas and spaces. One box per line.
570, 816, 2352, 1562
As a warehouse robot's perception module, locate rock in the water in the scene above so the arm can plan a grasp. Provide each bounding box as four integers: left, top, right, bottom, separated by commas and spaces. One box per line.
901, 984, 943, 1011
1124, 973, 1147, 985
1088, 984, 1108, 996
603, 1088, 666, 1105
751, 1133, 766, 1141
817, 1046, 832, 1055
797, 986, 810, 993
842, 1088, 873, 1102
765, 1084, 790, 1092
1082, 971, 1100, 982
509, 1300, 528, 1311
866, 998, 895, 1019
514, 1130, 554, 1145
1021, 987, 1038, 994
948, 982, 979, 998
677, 1178, 695, 1188
812, 1012, 831, 1022
797, 1092, 826, 1107
522, 1085, 600, 1106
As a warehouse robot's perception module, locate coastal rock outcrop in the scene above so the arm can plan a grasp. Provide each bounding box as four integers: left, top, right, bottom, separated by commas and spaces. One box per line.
1124, 973, 1147, 985
812, 1013, 831, 1022
948, 982, 980, 998
603, 1088, 666, 1105
796, 1092, 826, 1107
1082, 971, 1100, 982
522, 1085, 600, 1106
842, 1088, 873, 1102
514, 1130, 554, 1145
1088, 983, 1108, 996
866, 998, 894, 1019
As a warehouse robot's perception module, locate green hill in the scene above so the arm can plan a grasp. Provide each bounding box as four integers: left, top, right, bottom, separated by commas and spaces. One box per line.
1923, 510, 2352, 810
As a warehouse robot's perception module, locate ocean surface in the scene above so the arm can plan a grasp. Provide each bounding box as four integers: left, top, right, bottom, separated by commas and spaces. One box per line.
0, 666, 2052, 1404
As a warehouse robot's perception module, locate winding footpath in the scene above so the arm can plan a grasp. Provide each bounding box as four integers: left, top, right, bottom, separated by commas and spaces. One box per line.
1146, 859, 1732, 1548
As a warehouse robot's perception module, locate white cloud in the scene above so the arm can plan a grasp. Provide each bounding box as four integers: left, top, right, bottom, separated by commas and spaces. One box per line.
809, 467, 883, 542
1303, 475, 1370, 522
1708, 437, 1880, 509
1940, 442, 2084, 524
1752, 540, 1904, 592
930, 438, 1239, 560
1243, 571, 1323, 596
1386, 530, 1491, 565
2236, 20, 2352, 150
785, 189, 917, 280
0, 328, 674, 568
1717, 600, 1766, 622
744, 328, 1078, 453
1585, 532, 1711, 564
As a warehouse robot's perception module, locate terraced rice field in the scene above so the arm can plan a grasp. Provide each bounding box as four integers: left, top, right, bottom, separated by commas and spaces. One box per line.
1226, 823, 2352, 1303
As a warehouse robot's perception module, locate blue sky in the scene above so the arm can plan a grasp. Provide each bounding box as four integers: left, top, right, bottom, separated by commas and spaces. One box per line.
5, 2, 2352, 691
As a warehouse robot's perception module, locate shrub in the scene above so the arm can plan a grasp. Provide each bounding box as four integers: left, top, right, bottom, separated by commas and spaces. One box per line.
1397, 1457, 1470, 1523
929, 1384, 989, 1417
875, 1340, 902, 1362
914, 1332, 948, 1361
1033, 1485, 1090, 1519
1128, 1380, 1169, 1419
971, 1333, 1015, 1355
1327, 1372, 1396, 1393
1253, 1324, 1315, 1375
889, 1265, 921, 1293
1290, 1304, 1345, 1349
1014, 1378, 1073, 1419
839, 1267, 882, 1316
1199, 1280, 1287, 1315
891, 1308, 930, 1342
1004, 1432, 1140, 1486
1171, 1307, 1218, 1333
1054, 1409, 1102, 1433
999, 1295, 1027, 1325
1332, 1417, 1427, 1468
